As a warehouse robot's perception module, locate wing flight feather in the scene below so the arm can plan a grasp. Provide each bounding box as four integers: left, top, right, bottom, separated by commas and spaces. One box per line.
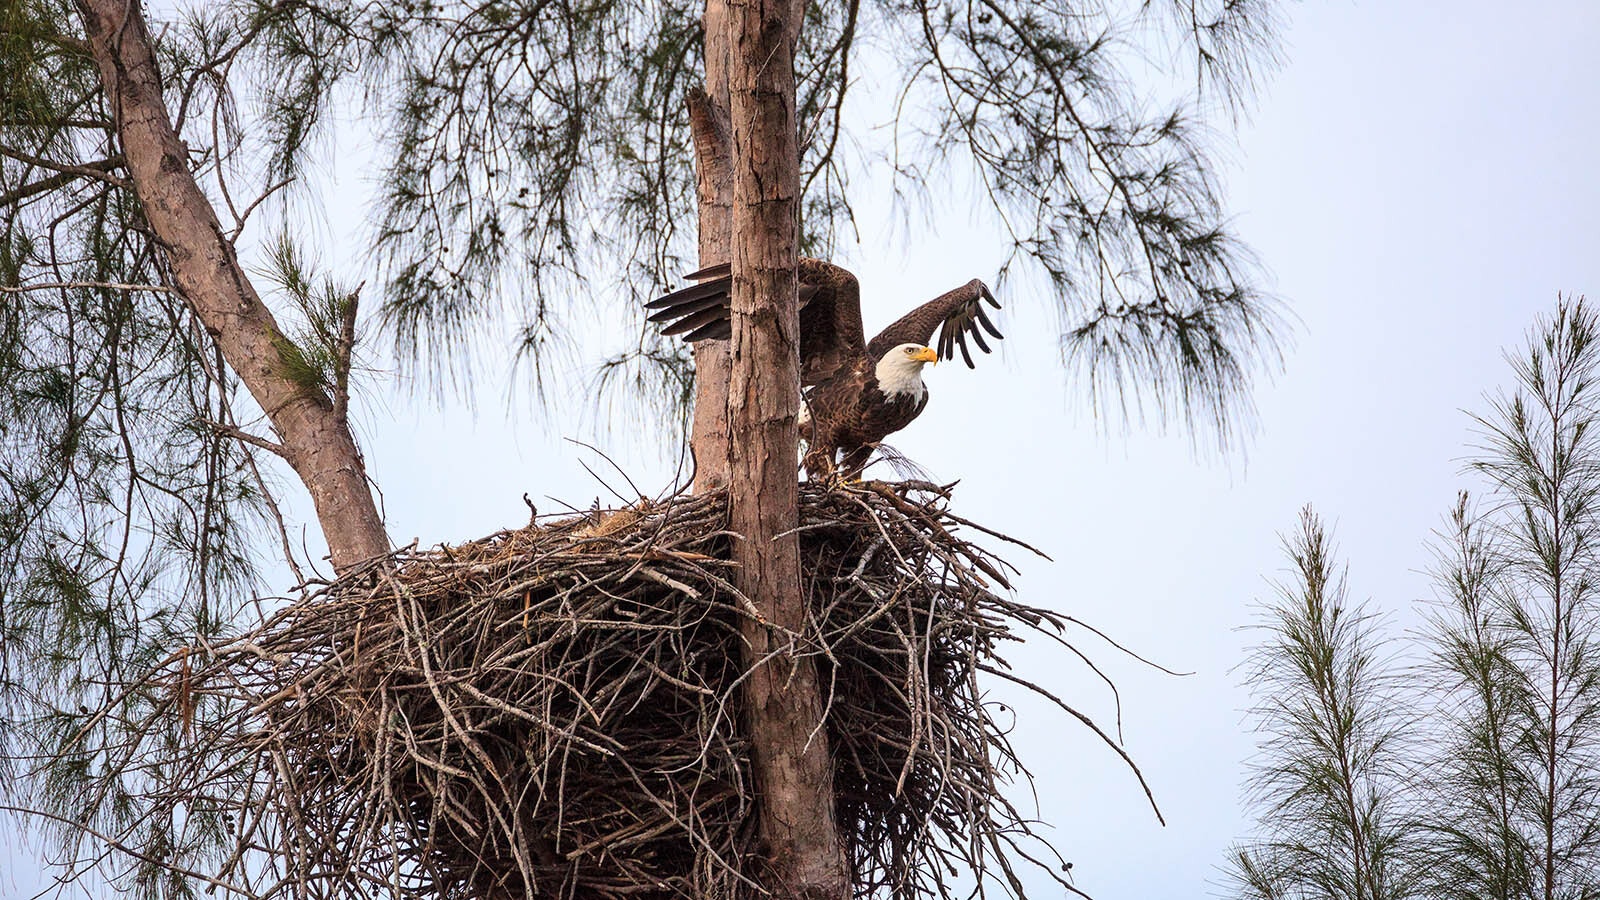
866, 278, 1003, 368
645, 258, 868, 386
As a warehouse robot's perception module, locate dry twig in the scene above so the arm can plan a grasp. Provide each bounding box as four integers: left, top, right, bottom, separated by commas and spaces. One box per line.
123, 482, 1142, 900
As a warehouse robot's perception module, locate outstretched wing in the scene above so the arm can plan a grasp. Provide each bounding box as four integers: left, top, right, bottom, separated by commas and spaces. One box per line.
866, 279, 1003, 368
645, 258, 867, 385
793, 259, 866, 384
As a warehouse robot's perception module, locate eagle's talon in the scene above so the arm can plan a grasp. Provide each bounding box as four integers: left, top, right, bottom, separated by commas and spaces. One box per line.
822, 470, 860, 490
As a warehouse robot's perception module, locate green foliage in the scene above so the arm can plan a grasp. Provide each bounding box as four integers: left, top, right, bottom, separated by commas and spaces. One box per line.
1421, 500, 1540, 900
1, 10, 267, 894
1229, 298, 1600, 900
260, 233, 363, 404
0, 0, 1292, 894
1422, 299, 1600, 900
1228, 509, 1418, 900
0, 0, 94, 149
888, 1, 1284, 443
0, 271, 264, 897
232, 0, 1286, 441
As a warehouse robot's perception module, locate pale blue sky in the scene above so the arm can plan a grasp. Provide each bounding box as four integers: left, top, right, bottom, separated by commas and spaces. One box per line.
8, 1, 1600, 897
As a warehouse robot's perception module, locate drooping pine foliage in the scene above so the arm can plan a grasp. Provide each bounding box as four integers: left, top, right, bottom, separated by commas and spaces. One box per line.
1, 5, 263, 893
2, 0, 1289, 895
243, 0, 1287, 433
0, 4, 321, 893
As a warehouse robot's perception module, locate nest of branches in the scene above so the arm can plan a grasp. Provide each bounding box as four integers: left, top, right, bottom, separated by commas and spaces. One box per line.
189, 480, 1145, 900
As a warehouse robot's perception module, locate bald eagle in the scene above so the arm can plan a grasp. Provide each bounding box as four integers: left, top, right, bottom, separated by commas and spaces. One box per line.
647, 259, 1003, 478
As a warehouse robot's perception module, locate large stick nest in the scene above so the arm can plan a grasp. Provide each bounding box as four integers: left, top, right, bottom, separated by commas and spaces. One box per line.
189, 481, 1148, 900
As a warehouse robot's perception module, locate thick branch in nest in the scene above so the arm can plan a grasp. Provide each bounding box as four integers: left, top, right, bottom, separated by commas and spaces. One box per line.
167, 481, 1151, 900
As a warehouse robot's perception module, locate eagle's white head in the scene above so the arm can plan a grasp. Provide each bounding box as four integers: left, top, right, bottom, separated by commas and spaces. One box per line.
875, 343, 938, 399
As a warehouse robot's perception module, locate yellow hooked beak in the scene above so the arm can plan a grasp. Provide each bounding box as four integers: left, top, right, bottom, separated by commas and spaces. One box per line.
913, 346, 938, 365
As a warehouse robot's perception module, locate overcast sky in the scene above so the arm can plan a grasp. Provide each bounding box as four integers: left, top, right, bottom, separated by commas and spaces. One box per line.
9, 1, 1600, 897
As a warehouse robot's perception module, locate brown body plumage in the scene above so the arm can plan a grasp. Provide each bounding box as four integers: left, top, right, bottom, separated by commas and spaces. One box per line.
800, 360, 930, 475
648, 259, 1003, 477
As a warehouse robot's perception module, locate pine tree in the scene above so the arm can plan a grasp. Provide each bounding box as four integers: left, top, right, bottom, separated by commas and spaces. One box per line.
1228, 299, 1600, 900
2, 0, 1289, 896
1227, 510, 1417, 900
1423, 300, 1600, 900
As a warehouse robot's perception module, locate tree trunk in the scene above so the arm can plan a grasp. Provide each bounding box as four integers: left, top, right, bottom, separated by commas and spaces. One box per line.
689, 0, 733, 494
726, 0, 851, 898
75, 0, 389, 574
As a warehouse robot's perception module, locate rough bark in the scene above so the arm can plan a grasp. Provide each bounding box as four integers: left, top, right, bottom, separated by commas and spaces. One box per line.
689, 1, 733, 493
726, 0, 851, 898
75, 0, 389, 573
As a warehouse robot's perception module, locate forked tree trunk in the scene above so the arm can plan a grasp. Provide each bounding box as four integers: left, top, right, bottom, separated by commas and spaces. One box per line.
75, 0, 388, 573
725, 0, 851, 898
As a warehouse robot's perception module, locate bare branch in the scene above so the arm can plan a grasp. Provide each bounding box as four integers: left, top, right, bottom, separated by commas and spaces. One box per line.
0, 279, 172, 294
0, 154, 125, 205
0, 145, 127, 188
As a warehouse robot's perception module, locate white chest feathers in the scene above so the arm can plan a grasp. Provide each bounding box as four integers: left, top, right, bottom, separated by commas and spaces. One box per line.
874, 350, 929, 401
